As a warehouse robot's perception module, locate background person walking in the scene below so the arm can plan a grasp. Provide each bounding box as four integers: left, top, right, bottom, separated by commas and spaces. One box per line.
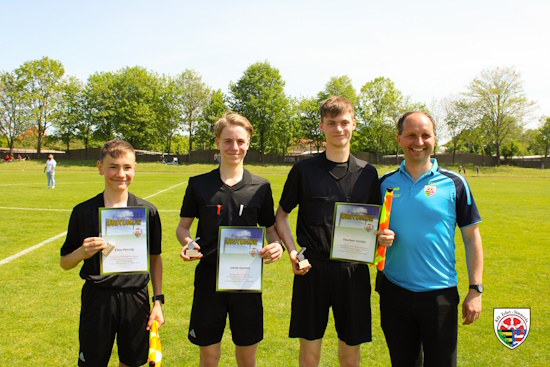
44, 154, 56, 188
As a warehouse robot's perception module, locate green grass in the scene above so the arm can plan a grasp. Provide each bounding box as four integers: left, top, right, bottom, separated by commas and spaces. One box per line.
0, 160, 548, 366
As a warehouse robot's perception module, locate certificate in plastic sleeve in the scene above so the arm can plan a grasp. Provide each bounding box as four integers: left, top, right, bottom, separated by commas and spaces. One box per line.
99, 207, 149, 274
216, 226, 264, 292
330, 202, 381, 264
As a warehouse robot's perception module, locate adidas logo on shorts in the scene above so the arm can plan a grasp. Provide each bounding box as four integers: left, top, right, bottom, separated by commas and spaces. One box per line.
79, 352, 86, 362
189, 329, 196, 338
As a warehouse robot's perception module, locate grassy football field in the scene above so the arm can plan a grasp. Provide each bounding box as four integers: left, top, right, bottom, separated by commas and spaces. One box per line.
0, 160, 548, 366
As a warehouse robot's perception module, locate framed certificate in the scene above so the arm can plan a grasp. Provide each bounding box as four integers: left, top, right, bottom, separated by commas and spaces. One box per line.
330, 202, 381, 264
99, 207, 149, 274
216, 226, 264, 292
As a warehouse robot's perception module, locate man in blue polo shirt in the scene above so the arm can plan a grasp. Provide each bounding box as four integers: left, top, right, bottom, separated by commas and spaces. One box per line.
378, 111, 484, 367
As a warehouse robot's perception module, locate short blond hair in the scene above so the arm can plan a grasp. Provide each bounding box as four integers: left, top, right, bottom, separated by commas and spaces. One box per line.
214, 112, 253, 138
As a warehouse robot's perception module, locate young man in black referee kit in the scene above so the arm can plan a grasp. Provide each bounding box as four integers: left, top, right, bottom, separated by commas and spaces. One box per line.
60, 140, 164, 367
176, 112, 284, 367
275, 96, 394, 367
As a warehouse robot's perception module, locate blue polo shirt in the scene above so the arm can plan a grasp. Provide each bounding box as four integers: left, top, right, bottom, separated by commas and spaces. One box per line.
379, 159, 481, 292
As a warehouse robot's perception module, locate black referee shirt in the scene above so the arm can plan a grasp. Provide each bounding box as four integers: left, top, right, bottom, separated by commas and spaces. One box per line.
61, 192, 162, 289
279, 152, 380, 259
180, 168, 276, 265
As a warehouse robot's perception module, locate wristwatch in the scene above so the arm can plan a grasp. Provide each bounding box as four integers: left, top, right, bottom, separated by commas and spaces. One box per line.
152, 294, 165, 304
469, 284, 484, 293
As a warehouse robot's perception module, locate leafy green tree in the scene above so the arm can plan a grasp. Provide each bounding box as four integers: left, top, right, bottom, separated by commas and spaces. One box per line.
466, 66, 535, 165
85, 71, 117, 143
0, 71, 29, 156
195, 89, 227, 150
269, 97, 299, 155
53, 76, 84, 155
176, 69, 210, 161
230, 61, 288, 161
500, 139, 526, 160
15, 57, 65, 156
171, 134, 189, 155
537, 116, 550, 168
75, 89, 95, 159
85, 67, 163, 151
297, 96, 324, 153
114, 66, 162, 150
157, 75, 182, 158
441, 97, 473, 163
356, 77, 402, 158
317, 75, 358, 106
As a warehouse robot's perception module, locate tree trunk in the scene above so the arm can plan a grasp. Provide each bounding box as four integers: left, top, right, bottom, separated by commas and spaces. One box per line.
260, 131, 265, 163
188, 133, 193, 163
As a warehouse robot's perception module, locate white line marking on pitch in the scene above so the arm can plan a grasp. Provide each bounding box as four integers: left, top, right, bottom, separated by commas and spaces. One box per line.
0, 232, 67, 266
0, 181, 188, 266
0, 206, 72, 212
143, 181, 187, 199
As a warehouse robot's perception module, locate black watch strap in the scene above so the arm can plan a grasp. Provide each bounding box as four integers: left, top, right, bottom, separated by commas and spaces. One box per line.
152, 294, 165, 304
469, 284, 484, 293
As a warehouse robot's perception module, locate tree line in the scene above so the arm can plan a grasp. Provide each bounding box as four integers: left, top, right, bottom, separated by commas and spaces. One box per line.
1, 57, 548, 165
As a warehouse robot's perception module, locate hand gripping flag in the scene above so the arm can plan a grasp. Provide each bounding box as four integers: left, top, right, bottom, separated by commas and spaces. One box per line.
148, 320, 162, 367
374, 188, 393, 271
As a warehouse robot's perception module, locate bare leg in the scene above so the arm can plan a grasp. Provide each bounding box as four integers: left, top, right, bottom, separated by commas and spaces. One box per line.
235, 343, 259, 367
299, 338, 323, 367
199, 343, 222, 367
338, 339, 361, 367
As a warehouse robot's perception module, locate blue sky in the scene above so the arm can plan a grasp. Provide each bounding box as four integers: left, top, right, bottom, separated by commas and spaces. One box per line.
2, 0, 548, 129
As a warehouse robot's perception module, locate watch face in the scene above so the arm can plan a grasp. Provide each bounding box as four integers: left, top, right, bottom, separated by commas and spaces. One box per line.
471, 284, 484, 293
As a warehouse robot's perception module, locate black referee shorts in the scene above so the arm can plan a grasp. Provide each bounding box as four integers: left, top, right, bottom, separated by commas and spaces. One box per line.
78, 282, 150, 367
188, 261, 263, 347
289, 258, 372, 346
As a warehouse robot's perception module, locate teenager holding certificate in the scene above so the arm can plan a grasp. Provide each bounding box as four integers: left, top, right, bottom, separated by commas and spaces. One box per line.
276, 96, 394, 367
176, 112, 284, 367
60, 140, 164, 367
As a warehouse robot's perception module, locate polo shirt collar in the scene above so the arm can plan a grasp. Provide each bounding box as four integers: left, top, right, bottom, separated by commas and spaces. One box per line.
398, 158, 438, 182
98, 192, 137, 206
217, 167, 252, 188
318, 151, 359, 171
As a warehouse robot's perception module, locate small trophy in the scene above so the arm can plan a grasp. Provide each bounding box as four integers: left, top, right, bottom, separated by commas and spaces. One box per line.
102, 242, 115, 256
297, 247, 310, 269
186, 237, 200, 258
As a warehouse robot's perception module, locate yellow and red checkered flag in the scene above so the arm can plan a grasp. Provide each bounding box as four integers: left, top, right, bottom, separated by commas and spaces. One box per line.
148, 320, 162, 367
374, 187, 393, 271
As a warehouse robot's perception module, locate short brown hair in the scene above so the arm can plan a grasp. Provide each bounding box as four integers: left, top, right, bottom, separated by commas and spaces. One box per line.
319, 96, 355, 122
397, 111, 436, 135
214, 112, 253, 139
99, 140, 135, 162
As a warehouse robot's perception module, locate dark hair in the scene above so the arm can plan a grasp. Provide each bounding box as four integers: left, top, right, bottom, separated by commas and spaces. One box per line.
319, 96, 354, 122
397, 111, 436, 135
99, 140, 135, 162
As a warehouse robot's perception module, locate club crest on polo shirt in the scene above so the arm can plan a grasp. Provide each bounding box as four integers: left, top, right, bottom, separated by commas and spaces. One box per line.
494, 308, 530, 349
424, 185, 437, 197
392, 186, 400, 198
